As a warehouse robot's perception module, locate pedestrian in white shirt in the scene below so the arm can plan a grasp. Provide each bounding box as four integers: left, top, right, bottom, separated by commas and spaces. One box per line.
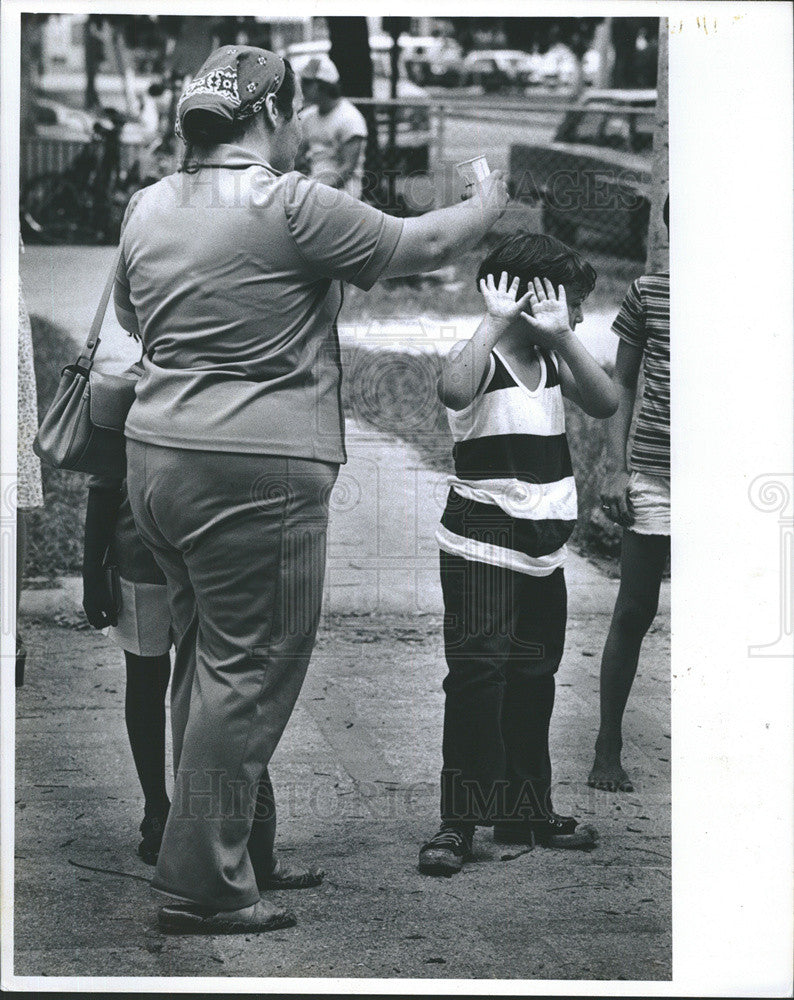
300, 55, 368, 199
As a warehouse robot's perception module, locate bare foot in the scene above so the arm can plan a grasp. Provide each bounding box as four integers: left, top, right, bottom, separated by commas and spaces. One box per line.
587, 761, 634, 793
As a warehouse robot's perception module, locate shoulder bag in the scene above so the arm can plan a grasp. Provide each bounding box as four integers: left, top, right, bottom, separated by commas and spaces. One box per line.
32, 245, 140, 480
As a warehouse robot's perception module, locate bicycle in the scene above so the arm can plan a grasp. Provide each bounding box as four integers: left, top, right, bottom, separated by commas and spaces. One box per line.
21, 111, 172, 245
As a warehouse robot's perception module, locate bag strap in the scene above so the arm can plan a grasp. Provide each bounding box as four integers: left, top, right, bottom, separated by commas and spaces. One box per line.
74, 243, 125, 373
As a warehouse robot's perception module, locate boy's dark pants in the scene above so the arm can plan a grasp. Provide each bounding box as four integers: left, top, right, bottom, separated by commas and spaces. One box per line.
439, 550, 567, 827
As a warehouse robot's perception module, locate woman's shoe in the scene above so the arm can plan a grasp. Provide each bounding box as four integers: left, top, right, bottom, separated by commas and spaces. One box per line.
256, 853, 324, 891
138, 807, 169, 865
158, 898, 296, 935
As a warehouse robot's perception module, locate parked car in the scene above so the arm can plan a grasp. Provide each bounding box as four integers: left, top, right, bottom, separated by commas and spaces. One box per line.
462, 49, 541, 92
404, 53, 465, 88
31, 91, 153, 145
508, 90, 657, 258
30, 96, 95, 141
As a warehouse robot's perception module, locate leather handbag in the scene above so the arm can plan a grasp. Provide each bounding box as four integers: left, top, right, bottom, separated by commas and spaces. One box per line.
33, 245, 140, 480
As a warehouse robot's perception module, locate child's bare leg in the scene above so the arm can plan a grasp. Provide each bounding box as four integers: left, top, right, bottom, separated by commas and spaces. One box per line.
588, 531, 669, 792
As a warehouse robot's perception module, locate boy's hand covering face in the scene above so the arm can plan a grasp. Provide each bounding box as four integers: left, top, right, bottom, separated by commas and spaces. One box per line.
520, 277, 573, 348
479, 271, 535, 324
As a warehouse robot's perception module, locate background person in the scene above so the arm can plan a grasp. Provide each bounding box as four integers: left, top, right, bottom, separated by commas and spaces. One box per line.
299, 54, 368, 199
587, 196, 670, 794
115, 45, 508, 934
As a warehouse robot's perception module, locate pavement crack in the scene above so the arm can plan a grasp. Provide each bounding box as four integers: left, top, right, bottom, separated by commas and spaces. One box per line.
68, 858, 151, 884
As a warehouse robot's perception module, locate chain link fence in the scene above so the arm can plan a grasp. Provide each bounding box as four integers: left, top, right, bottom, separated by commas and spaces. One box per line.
350, 95, 656, 263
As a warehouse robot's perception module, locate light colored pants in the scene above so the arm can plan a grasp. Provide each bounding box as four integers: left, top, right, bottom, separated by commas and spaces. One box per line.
126, 440, 338, 909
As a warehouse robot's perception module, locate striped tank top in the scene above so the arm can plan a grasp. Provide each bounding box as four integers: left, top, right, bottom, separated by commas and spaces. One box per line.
436, 346, 577, 576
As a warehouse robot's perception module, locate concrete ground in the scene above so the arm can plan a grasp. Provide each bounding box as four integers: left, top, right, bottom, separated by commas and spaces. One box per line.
13, 421, 671, 983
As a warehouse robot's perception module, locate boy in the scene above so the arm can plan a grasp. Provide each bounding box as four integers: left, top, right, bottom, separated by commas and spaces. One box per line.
587, 196, 670, 794
419, 233, 618, 875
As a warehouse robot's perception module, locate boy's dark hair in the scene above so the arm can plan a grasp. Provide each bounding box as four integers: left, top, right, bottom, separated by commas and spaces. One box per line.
477, 231, 596, 300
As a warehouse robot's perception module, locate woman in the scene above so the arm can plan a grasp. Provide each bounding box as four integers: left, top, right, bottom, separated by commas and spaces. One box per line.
115, 45, 508, 935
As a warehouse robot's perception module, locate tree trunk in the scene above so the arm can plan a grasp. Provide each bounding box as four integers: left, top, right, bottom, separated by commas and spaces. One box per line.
327, 17, 373, 98
645, 19, 669, 273
610, 18, 636, 88
327, 17, 382, 204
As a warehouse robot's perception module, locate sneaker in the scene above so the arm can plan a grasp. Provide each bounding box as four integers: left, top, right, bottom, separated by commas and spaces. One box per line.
418, 825, 473, 876
138, 806, 169, 865
494, 813, 598, 850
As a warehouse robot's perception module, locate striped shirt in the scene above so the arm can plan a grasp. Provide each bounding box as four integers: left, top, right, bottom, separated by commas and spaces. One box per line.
436, 347, 577, 577
613, 274, 670, 476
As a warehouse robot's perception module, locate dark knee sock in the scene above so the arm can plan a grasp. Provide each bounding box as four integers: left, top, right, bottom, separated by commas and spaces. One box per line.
124, 651, 171, 815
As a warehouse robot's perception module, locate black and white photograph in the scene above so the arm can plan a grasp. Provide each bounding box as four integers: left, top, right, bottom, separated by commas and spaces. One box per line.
0, 1, 791, 993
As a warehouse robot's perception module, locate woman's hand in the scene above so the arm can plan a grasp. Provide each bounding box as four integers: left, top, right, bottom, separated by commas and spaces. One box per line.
82, 566, 119, 629
479, 272, 535, 325
599, 469, 635, 527
520, 277, 573, 351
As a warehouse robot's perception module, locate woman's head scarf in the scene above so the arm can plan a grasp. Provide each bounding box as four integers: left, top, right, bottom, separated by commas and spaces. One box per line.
176, 45, 287, 141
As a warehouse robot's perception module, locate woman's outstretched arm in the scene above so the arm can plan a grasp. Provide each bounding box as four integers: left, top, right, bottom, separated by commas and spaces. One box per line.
382, 171, 509, 278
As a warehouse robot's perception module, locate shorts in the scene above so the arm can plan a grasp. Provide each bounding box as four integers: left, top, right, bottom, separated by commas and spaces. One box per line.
106, 575, 172, 657
627, 471, 670, 536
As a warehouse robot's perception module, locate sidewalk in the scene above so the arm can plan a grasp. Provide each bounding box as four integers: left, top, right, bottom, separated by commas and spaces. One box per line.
14, 418, 671, 982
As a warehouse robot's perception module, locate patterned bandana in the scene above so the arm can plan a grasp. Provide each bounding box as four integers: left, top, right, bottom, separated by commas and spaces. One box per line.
176, 45, 286, 141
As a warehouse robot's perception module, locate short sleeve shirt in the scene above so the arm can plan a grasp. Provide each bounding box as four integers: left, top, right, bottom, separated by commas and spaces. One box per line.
302, 99, 368, 199
612, 273, 670, 476
117, 145, 403, 463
